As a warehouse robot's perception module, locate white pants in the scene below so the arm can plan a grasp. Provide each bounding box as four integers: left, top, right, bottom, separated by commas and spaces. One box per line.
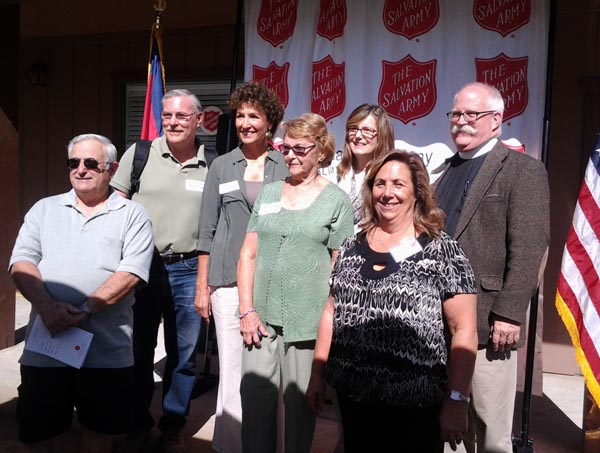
464, 347, 518, 453
211, 286, 243, 453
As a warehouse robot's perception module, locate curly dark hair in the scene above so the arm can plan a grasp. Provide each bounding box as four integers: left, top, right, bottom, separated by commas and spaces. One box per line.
229, 82, 285, 134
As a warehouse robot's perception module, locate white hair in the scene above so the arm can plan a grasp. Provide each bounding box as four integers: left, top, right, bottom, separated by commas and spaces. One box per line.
67, 134, 117, 162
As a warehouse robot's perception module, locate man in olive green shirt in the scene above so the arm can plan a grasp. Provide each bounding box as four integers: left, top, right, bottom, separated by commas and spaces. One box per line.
111, 89, 208, 451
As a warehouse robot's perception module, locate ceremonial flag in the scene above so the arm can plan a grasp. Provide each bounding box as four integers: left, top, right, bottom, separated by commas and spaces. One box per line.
555, 134, 600, 405
140, 23, 165, 140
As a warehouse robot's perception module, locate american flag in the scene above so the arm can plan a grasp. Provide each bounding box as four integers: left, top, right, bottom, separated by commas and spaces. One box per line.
140, 22, 165, 140
555, 133, 600, 405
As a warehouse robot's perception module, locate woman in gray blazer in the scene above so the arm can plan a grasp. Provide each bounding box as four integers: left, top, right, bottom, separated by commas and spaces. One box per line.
195, 82, 289, 453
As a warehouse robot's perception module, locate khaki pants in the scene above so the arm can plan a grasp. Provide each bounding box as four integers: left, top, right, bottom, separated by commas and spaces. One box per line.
240, 324, 316, 453
464, 347, 518, 453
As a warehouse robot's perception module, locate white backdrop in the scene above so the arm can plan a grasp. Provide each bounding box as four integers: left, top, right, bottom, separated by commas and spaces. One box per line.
244, 0, 549, 179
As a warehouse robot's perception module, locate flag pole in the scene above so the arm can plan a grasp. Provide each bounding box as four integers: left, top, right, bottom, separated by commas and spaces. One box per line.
513, 1, 556, 451
140, 0, 167, 141
225, 0, 243, 154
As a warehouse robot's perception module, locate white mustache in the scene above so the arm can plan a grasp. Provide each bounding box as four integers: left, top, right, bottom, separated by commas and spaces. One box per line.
451, 125, 477, 135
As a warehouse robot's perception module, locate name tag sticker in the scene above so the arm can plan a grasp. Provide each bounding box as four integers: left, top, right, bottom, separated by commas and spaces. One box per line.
185, 179, 205, 192
390, 241, 423, 263
219, 180, 240, 194
258, 202, 282, 216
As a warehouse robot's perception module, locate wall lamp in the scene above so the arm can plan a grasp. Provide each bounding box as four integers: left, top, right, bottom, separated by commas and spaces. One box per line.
25, 62, 48, 87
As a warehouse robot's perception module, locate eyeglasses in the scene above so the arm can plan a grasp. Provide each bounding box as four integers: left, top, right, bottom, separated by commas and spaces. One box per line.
280, 144, 317, 157
446, 110, 497, 122
67, 158, 111, 171
160, 112, 197, 122
347, 126, 377, 139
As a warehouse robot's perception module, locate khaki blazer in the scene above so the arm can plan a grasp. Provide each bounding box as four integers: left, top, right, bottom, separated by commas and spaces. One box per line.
434, 142, 550, 347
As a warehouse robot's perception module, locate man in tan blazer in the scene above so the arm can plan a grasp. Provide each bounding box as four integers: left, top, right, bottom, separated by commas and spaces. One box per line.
434, 82, 550, 452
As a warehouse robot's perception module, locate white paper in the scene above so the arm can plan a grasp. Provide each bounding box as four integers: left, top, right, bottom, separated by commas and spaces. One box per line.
219, 180, 240, 194
185, 179, 205, 192
258, 202, 282, 215
25, 316, 93, 369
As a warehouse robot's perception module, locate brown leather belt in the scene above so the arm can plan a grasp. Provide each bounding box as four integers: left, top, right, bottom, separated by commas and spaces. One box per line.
159, 251, 197, 264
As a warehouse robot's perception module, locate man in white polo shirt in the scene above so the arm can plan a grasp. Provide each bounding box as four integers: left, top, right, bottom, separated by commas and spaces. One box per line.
9, 133, 154, 452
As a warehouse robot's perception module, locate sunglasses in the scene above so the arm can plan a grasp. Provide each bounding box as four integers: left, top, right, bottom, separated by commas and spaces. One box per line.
67, 158, 111, 171
280, 144, 317, 157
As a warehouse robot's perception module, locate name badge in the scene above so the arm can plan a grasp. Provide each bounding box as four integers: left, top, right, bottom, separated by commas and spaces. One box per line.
185, 179, 205, 192
390, 241, 422, 263
258, 202, 282, 216
219, 180, 240, 194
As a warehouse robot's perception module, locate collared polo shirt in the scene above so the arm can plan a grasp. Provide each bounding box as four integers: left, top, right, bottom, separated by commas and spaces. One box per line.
10, 189, 154, 368
111, 135, 209, 253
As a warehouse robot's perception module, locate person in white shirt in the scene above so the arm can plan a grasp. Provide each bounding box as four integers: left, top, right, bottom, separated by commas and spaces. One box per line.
336, 104, 395, 229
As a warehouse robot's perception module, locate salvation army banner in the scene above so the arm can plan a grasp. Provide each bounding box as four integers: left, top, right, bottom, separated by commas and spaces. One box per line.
244, 0, 549, 180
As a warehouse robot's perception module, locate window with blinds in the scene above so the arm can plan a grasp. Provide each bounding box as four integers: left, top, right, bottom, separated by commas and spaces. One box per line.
124, 80, 238, 153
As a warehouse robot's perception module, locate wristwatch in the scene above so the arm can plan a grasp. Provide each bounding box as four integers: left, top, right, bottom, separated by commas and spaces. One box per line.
80, 301, 93, 320
448, 389, 470, 403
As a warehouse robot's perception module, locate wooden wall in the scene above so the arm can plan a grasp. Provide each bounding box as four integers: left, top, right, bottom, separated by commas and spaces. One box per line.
0, 3, 19, 348
20, 24, 241, 214
0, 109, 19, 349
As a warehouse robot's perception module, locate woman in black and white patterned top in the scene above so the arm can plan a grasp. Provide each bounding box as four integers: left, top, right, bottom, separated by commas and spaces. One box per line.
307, 150, 478, 453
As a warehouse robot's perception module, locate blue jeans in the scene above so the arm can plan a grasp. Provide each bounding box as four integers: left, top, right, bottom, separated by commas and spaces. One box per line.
132, 253, 202, 432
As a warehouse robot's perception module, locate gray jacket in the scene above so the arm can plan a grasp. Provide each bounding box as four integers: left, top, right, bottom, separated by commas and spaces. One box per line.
197, 146, 289, 286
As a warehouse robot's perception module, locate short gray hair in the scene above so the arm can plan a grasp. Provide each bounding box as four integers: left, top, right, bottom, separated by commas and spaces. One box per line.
162, 89, 202, 113
67, 134, 117, 163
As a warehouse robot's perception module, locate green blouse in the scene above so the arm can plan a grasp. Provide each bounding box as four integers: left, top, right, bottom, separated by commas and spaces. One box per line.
247, 180, 354, 342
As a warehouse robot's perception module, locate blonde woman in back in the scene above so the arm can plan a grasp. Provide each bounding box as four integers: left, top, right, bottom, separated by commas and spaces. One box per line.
337, 103, 395, 229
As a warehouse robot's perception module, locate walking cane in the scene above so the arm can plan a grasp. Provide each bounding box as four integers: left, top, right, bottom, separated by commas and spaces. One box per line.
191, 318, 219, 398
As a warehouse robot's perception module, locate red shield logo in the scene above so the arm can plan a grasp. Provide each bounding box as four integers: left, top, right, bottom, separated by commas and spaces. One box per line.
252, 62, 290, 108
257, 0, 298, 47
383, 0, 440, 39
475, 53, 528, 122
473, 0, 531, 37
312, 56, 345, 122
317, 0, 347, 41
199, 106, 222, 136
378, 55, 437, 124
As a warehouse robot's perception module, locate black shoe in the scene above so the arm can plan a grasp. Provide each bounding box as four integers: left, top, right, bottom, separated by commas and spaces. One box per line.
161, 428, 185, 453
114, 429, 151, 453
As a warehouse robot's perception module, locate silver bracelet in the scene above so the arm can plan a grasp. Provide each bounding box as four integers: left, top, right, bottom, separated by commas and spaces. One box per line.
239, 308, 256, 320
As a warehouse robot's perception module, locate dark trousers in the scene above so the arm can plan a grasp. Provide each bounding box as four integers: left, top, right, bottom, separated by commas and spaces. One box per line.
337, 391, 444, 453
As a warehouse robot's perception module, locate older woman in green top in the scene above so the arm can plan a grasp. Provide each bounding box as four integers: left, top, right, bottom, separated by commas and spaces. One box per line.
237, 113, 354, 453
